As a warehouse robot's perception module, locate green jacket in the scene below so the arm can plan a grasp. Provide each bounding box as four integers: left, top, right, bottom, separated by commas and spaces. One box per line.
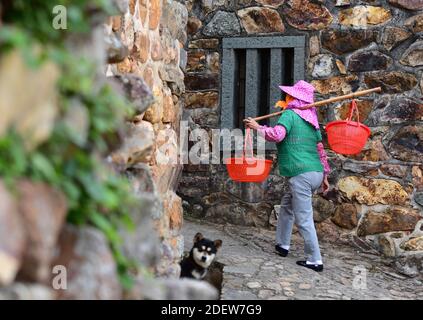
276, 110, 323, 177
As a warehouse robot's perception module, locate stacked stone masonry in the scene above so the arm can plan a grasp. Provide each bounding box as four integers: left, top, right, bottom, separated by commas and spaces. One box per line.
107, 0, 188, 279
178, 0, 423, 276
0, 0, 218, 300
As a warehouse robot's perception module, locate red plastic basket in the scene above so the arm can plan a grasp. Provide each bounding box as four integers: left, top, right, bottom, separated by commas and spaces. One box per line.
224, 128, 273, 182
325, 100, 371, 155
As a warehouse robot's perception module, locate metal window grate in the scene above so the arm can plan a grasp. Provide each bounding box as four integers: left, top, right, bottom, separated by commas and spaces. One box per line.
221, 36, 306, 135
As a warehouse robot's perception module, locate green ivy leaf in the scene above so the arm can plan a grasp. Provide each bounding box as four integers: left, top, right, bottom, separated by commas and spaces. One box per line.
89, 211, 121, 245
120, 213, 136, 232
0, 131, 27, 178
30, 152, 58, 184
118, 273, 135, 291
60, 180, 81, 209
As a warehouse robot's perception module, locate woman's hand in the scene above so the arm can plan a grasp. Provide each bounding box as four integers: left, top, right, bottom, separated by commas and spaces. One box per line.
243, 117, 260, 130
321, 175, 330, 194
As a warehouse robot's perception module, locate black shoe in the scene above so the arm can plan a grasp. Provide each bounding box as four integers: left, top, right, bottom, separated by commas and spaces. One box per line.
275, 245, 289, 257
296, 260, 323, 272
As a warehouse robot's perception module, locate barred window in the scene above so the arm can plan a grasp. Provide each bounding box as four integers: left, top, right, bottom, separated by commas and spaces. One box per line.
221, 36, 306, 133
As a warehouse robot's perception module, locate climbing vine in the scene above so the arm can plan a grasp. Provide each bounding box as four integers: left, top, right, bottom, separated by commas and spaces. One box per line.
0, 1, 139, 288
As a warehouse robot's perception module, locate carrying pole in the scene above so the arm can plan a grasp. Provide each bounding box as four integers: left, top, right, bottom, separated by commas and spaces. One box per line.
248, 87, 382, 122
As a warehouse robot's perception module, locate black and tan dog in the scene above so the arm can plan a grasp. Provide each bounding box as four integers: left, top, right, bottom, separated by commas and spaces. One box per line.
180, 232, 222, 280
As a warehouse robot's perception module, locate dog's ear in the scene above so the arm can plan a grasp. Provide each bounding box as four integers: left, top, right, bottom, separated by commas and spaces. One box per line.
194, 232, 204, 244
214, 239, 222, 250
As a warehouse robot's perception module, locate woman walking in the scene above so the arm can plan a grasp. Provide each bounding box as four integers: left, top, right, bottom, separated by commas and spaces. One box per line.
244, 80, 330, 272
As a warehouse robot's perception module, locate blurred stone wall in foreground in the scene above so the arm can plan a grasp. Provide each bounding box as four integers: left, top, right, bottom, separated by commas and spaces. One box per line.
0, 0, 218, 300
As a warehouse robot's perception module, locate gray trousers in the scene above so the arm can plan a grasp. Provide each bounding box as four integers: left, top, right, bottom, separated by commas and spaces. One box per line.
276, 171, 323, 262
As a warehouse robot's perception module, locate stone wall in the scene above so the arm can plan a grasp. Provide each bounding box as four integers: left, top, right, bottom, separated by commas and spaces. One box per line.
107, 0, 188, 279
178, 0, 423, 275
0, 0, 218, 300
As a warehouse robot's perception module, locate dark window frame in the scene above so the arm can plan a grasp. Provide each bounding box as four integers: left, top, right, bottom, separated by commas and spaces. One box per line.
221, 36, 306, 150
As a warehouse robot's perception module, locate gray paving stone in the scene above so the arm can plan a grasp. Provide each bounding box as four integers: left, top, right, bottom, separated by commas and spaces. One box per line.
225, 264, 258, 275
182, 219, 423, 300
258, 290, 274, 299
246, 282, 261, 289
223, 290, 258, 300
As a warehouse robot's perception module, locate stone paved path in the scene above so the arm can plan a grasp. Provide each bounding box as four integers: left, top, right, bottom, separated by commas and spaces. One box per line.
182, 219, 423, 300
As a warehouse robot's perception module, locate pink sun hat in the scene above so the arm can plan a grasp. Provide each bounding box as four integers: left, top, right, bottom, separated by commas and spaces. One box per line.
279, 80, 315, 104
